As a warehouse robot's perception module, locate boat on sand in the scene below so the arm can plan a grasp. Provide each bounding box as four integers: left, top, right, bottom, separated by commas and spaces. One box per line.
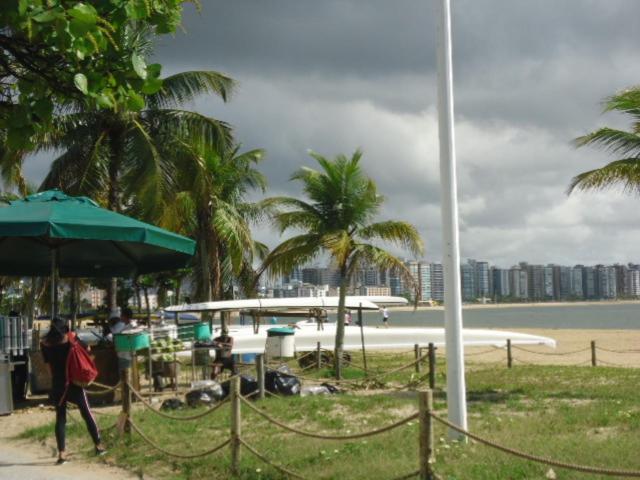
166, 296, 556, 354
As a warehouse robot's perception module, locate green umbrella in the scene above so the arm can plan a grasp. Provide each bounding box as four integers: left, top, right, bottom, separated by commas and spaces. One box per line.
0, 190, 195, 315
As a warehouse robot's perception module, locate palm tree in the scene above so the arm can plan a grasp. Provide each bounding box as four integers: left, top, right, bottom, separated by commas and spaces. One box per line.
0, 28, 235, 312
568, 87, 640, 194
265, 150, 423, 379
157, 144, 270, 307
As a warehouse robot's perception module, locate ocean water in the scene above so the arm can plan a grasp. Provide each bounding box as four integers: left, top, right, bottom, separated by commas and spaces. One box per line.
333, 303, 640, 330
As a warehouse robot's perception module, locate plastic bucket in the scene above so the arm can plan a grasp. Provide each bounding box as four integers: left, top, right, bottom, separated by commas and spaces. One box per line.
193, 323, 211, 341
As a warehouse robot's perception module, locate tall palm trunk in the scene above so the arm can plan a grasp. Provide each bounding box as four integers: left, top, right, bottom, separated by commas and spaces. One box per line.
334, 265, 348, 380
197, 212, 213, 303
211, 237, 223, 300
106, 127, 123, 315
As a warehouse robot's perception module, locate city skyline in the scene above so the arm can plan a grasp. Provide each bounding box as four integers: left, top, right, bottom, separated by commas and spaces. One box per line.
265, 259, 640, 303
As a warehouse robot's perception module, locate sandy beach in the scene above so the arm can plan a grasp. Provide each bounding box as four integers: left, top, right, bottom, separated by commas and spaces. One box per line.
392, 300, 640, 312
460, 328, 640, 367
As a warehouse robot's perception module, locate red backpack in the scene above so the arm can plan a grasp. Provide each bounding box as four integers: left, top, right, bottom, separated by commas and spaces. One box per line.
59, 332, 98, 404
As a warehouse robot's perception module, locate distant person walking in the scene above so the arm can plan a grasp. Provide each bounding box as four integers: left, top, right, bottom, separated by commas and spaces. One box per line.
41, 318, 106, 464
382, 307, 390, 327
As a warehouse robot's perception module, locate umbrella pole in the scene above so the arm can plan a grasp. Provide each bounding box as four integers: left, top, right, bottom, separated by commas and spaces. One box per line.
50, 249, 58, 319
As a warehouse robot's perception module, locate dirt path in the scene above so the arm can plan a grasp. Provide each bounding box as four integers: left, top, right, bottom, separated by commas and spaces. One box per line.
0, 403, 142, 480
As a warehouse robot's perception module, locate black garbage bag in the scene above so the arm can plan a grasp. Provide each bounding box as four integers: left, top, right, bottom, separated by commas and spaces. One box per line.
221, 375, 259, 398
265, 369, 301, 396
186, 384, 225, 407
160, 398, 184, 410
320, 382, 341, 394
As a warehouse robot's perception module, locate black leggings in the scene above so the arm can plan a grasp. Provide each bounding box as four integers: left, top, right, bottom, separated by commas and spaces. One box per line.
54, 385, 101, 452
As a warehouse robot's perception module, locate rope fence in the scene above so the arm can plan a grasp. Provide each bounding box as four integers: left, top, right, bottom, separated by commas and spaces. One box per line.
89, 338, 640, 479
104, 364, 640, 480
429, 412, 640, 478
128, 419, 230, 459
240, 395, 418, 440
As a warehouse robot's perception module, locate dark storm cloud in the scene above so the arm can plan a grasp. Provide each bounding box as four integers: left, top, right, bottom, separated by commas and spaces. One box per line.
152, 0, 640, 265
23, 1, 640, 266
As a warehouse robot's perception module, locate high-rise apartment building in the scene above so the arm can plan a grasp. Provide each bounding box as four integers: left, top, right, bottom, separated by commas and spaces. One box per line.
626, 266, 640, 297
475, 261, 490, 299
430, 263, 444, 302
420, 262, 432, 301
492, 267, 510, 298
582, 266, 597, 299
461, 262, 476, 301
570, 266, 583, 298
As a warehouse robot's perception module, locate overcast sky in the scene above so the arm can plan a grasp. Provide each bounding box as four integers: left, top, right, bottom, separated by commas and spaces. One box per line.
26, 0, 640, 267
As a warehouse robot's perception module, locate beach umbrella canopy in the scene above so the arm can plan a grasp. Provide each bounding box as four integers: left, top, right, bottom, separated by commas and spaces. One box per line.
0, 190, 195, 277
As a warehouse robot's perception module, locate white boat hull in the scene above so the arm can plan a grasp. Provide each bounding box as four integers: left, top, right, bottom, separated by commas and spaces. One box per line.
184, 322, 555, 355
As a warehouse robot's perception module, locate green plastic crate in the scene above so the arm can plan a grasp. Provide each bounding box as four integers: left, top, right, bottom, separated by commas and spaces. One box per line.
114, 332, 150, 352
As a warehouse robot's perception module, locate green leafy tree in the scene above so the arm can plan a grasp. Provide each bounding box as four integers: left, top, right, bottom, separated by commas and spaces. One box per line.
569, 87, 640, 194
265, 150, 423, 379
0, 0, 188, 147
1, 48, 234, 311
159, 144, 269, 304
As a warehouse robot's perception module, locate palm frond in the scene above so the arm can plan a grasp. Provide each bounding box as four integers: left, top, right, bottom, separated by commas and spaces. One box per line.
147, 71, 236, 109
567, 158, 640, 195
358, 221, 424, 257
603, 87, 640, 118
574, 128, 640, 157
146, 109, 232, 153
349, 244, 419, 292
263, 234, 323, 279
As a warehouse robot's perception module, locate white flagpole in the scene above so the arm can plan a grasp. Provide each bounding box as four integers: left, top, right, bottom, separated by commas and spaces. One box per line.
436, 0, 468, 439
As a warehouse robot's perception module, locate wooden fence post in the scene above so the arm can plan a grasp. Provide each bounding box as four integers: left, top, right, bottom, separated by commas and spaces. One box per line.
419, 389, 435, 480
148, 345, 154, 393
507, 339, 512, 369
414, 344, 422, 373
120, 368, 131, 435
230, 375, 241, 475
256, 353, 265, 400
316, 342, 322, 370
591, 340, 597, 367
428, 343, 436, 390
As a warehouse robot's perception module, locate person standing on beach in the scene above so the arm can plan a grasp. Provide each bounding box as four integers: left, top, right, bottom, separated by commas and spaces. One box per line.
41, 318, 106, 464
382, 307, 390, 327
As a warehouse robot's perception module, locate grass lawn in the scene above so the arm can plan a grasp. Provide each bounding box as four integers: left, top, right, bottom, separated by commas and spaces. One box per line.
19, 351, 640, 479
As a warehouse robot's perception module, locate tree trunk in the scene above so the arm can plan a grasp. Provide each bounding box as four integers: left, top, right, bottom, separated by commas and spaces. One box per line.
143, 286, 151, 323
107, 128, 123, 315
70, 278, 78, 330
175, 277, 182, 305
197, 213, 213, 303
134, 278, 142, 313
211, 239, 223, 300
334, 267, 348, 380
108, 277, 118, 315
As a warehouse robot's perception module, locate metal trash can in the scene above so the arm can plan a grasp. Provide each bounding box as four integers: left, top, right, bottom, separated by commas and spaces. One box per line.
0, 358, 13, 415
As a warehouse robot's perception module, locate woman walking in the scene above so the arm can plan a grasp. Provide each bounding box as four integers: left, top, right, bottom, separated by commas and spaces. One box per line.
41, 317, 106, 464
